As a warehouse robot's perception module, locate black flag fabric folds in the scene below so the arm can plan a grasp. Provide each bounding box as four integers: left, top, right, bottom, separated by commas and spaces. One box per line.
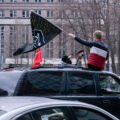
13, 12, 62, 56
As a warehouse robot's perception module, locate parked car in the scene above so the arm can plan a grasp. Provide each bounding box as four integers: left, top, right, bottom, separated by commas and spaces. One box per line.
0, 67, 120, 118
0, 97, 119, 120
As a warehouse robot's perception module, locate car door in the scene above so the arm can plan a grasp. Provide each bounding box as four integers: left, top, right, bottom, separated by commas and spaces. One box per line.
66, 71, 102, 107
98, 73, 120, 118
15, 70, 66, 98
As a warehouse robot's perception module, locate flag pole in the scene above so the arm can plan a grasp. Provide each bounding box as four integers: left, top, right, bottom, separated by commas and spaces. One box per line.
61, 29, 69, 36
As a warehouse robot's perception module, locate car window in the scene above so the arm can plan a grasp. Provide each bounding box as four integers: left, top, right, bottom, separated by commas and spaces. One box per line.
99, 74, 120, 94
72, 107, 112, 120
18, 71, 64, 96
0, 71, 22, 96
15, 113, 32, 120
32, 107, 71, 120
68, 72, 95, 95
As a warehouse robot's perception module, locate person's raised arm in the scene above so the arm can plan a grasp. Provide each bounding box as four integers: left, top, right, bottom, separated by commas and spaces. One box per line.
68, 33, 93, 47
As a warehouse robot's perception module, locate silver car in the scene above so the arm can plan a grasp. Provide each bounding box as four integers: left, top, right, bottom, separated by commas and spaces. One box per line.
0, 97, 119, 120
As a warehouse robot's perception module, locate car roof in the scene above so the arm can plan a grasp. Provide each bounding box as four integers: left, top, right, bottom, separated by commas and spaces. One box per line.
28, 67, 117, 76
0, 96, 102, 111
2, 68, 119, 80
29, 67, 110, 73
0, 67, 116, 75
0, 70, 24, 75
0, 97, 57, 111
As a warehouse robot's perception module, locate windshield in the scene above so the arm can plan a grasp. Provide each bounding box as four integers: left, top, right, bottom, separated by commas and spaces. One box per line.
0, 71, 23, 96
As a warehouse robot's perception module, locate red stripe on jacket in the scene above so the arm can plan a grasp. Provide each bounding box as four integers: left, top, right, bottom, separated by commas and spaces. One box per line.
88, 53, 106, 70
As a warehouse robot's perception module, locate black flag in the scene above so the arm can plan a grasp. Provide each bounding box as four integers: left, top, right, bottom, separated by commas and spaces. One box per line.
13, 12, 62, 56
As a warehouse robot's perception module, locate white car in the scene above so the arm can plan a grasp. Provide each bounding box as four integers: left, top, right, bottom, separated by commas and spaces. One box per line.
0, 97, 119, 120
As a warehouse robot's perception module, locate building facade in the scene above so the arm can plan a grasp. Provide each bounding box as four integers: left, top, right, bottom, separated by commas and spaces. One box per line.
0, 0, 119, 69
0, 0, 79, 68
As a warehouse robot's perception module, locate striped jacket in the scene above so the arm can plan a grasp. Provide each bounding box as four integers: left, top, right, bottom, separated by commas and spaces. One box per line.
75, 37, 109, 70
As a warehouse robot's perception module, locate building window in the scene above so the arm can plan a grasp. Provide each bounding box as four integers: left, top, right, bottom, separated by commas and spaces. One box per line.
59, 34, 66, 58
0, 10, 5, 18
47, 0, 53, 3
35, 10, 41, 15
35, 0, 41, 2
0, 26, 4, 50
10, 10, 17, 18
71, 10, 78, 18
10, 0, 17, 2
23, 0, 29, 2
86, 0, 91, 3
46, 41, 53, 58
0, 26, 4, 66
9, 26, 16, 58
47, 10, 53, 18
78, 0, 83, 3
58, 0, 63, 2
59, 11, 66, 18
0, 26, 4, 53
22, 10, 29, 18
0, 0, 4, 2
21, 26, 29, 58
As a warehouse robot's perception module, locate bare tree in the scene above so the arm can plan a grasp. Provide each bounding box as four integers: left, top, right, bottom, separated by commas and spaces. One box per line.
58, 0, 120, 74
